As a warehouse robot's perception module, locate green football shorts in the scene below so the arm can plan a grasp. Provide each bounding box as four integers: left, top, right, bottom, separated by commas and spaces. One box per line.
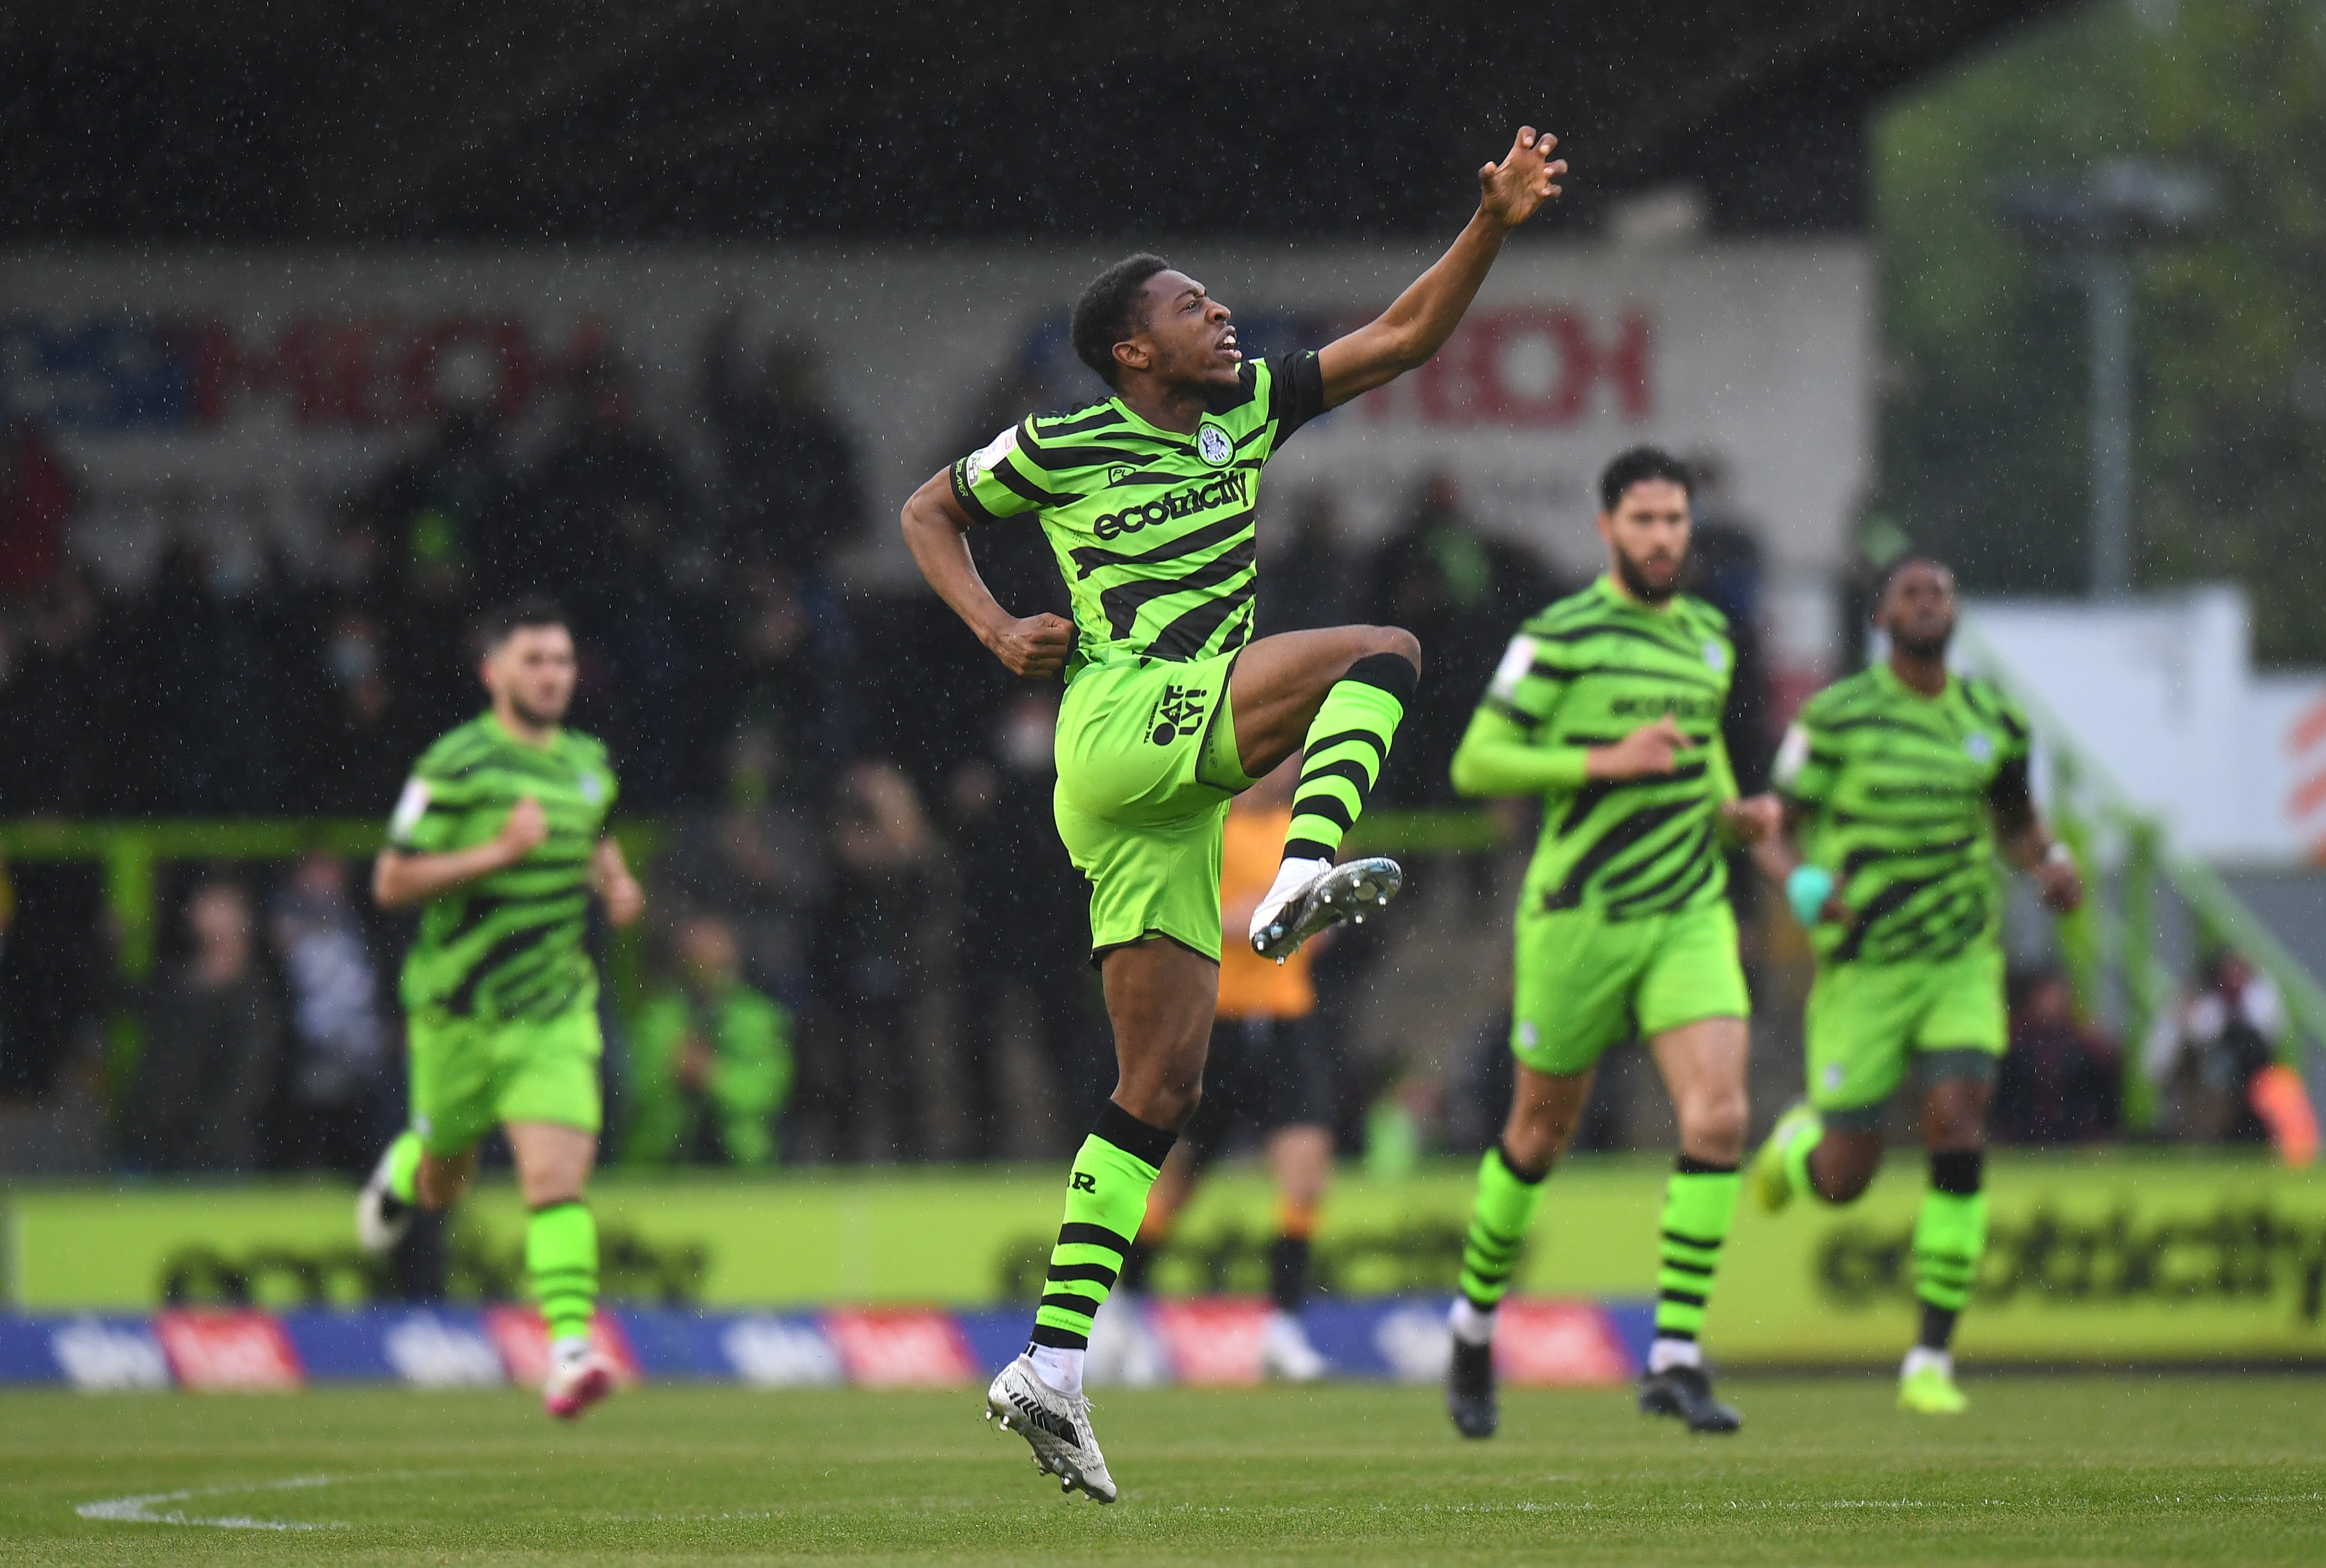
1510, 898, 1750, 1077
1804, 943, 2006, 1119
1053, 650, 1255, 965
406, 1005, 604, 1156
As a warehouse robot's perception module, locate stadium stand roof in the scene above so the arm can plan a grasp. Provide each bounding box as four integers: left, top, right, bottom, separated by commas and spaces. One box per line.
4, 1, 2073, 239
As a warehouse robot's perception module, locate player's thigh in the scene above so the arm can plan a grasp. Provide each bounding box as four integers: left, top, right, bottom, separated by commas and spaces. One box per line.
1911, 943, 2007, 1134
405, 1013, 502, 1158
1510, 909, 1654, 1077
1057, 653, 1246, 825
1633, 900, 1751, 1040
492, 1007, 606, 1140
1060, 788, 1230, 965
1228, 626, 1416, 779
1804, 960, 1923, 1124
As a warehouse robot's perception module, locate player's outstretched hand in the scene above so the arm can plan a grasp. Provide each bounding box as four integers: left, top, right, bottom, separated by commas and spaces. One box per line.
1721, 793, 1784, 847
1589, 716, 1691, 780
1478, 126, 1566, 231
988, 612, 1074, 679
496, 796, 550, 863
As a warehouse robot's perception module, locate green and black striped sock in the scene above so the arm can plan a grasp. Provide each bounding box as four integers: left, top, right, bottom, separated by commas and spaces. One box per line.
1456, 1143, 1551, 1313
1653, 1156, 1740, 1366
1028, 1104, 1177, 1363
1914, 1151, 1987, 1351
1282, 653, 1416, 863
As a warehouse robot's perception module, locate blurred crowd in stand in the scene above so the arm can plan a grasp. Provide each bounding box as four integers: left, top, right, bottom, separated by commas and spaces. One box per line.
0, 339, 2290, 1175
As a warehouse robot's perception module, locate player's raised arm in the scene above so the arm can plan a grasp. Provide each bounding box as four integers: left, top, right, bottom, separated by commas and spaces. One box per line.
899, 469, 1074, 678
1315, 126, 1567, 410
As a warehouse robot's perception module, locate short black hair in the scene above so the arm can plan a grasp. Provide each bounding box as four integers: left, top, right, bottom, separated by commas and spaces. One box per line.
1875, 552, 1953, 603
1071, 254, 1171, 386
1596, 446, 1693, 512
480, 593, 569, 652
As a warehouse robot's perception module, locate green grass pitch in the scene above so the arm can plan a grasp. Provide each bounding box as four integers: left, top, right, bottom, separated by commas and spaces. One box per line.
2, 1377, 2320, 1565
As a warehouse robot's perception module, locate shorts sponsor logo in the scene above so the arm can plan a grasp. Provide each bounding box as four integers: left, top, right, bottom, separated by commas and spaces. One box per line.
1823, 1064, 1845, 1090
1148, 683, 1210, 747
1091, 471, 1248, 541
1516, 1021, 1540, 1049
1196, 423, 1233, 466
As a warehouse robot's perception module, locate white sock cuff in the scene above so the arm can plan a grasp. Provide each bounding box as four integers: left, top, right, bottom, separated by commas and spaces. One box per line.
1448, 1297, 1497, 1346
1647, 1336, 1702, 1373
1028, 1344, 1085, 1397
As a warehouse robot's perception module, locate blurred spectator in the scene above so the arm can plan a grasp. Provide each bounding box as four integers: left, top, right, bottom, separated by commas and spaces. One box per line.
501, 354, 694, 614
2143, 951, 2282, 1144
623, 913, 795, 1167
821, 761, 936, 1161
267, 855, 390, 1173
0, 418, 75, 599
1362, 472, 1555, 804
658, 724, 833, 1008
0, 568, 106, 813
1262, 490, 1360, 635
726, 562, 856, 803
287, 607, 424, 814
946, 692, 1106, 1157
362, 407, 507, 600
122, 879, 282, 1173
126, 531, 282, 813
704, 323, 866, 571
1995, 968, 2120, 1146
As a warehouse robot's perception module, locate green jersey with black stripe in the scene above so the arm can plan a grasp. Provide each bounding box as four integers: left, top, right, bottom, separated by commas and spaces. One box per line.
386, 713, 618, 1023
948, 352, 1325, 680
1476, 577, 1740, 920
1773, 663, 2032, 965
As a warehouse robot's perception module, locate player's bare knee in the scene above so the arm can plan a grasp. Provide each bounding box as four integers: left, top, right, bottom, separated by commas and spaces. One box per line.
1679, 1094, 1748, 1166
1365, 625, 1422, 675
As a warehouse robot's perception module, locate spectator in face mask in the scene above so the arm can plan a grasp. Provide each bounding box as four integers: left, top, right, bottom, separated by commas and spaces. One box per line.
945, 692, 1108, 1158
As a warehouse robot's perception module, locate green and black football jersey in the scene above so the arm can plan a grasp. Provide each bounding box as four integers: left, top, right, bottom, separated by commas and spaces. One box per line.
1773, 663, 2032, 965
948, 352, 1326, 679
1477, 577, 1740, 921
387, 713, 618, 1022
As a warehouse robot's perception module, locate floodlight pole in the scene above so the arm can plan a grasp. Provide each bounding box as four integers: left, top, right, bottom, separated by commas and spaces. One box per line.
2087, 245, 2135, 599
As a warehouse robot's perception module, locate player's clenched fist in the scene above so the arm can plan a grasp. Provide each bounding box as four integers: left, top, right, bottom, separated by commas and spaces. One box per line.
987, 612, 1075, 679
1719, 793, 1783, 847
1588, 716, 1692, 780
496, 796, 549, 863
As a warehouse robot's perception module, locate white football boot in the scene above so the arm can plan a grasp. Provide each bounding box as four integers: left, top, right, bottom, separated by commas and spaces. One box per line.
985, 1355, 1117, 1503
1250, 856, 1403, 963
1260, 1311, 1328, 1382
354, 1142, 414, 1256
542, 1341, 617, 1421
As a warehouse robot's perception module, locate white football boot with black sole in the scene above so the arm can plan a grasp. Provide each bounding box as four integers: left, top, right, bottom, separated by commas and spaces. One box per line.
985, 1355, 1118, 1503
354, 1142, 414, 1256
1250, 856, 1403, 963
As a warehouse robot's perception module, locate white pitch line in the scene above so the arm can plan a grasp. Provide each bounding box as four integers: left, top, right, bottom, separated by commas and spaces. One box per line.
75, 1467, 472, 1532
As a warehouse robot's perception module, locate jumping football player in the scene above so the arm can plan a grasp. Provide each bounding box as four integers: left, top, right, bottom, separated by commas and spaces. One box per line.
355, 596, 645, 1420
900, 126, 1566, 1501
1444, 447, 1780, 1440
1748, 555, 2081, 1414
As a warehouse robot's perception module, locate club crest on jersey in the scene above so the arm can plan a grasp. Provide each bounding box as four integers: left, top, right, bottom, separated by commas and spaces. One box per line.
1964, 731, 1995, 763
578, 771, 605, 804
1196, 423, 1233, 467
1703, 641, 1728, 673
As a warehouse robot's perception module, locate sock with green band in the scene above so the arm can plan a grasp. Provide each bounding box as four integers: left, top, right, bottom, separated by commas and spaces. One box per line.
526, 1200, 599, 1348
1455, 1142, 1551, 1320
1912, 1151, 1987, 1350
1653, 1156, 1741, 1367
385, 1130, 423, 1207
1282, 652, 1416, 863
1027, 1103, 1176, 1393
